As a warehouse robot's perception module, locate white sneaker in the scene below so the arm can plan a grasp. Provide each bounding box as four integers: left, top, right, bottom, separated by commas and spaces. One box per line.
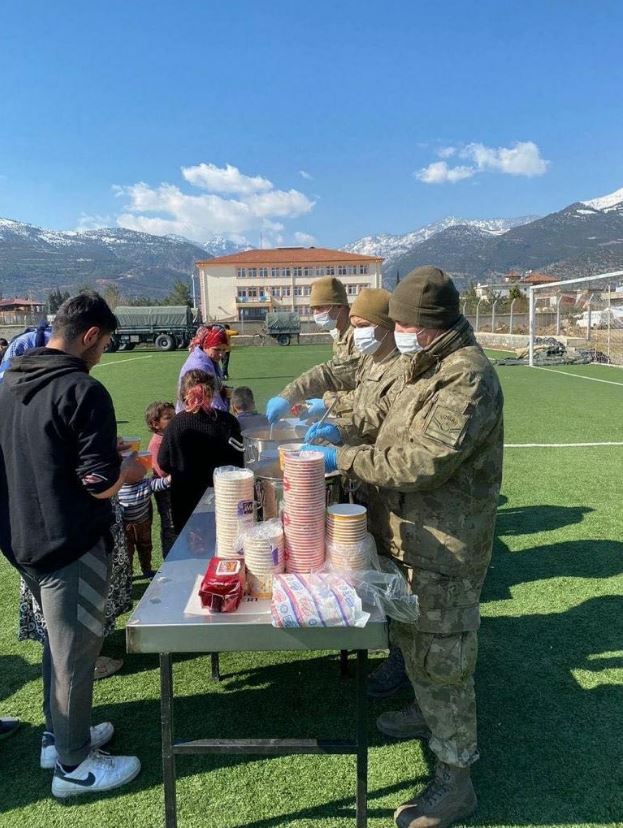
40, 722, 115, 769
51, 749, 141, 799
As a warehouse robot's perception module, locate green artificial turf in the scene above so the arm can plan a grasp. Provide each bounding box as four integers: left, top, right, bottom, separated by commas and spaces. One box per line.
1, 344, 622, 827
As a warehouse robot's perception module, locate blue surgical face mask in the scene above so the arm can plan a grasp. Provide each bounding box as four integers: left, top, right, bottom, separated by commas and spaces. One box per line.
353, 325, 382, 355
313, 310, 336, 330
394, 330, 424, 355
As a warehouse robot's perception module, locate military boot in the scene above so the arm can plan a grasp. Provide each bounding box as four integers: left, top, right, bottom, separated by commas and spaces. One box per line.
367, 646, 412, 699
376, 700, 432, 740
394, 762, 477, 828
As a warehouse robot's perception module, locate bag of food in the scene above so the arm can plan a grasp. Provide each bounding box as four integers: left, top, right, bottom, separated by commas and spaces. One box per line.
199, 557, 245, 613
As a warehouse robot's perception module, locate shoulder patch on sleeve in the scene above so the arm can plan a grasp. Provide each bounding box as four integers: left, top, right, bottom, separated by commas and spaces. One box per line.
425, 402, 470, 449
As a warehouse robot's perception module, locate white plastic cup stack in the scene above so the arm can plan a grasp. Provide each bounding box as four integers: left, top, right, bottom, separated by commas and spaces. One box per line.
326, 504, 369, 571
283, 450, 326, 573
213, 466, 255, 558
240, 519, 285, 599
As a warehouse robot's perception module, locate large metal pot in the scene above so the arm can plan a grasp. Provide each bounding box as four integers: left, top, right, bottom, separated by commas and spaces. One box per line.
248, 457, 342, 520
241, 420, 309, 465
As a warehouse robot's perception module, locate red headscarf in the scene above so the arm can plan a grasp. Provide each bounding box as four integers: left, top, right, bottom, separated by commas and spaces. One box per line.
191, 326, 228, 351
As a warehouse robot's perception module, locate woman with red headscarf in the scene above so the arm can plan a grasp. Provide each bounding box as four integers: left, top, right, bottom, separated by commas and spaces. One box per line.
175, 325, 229, 413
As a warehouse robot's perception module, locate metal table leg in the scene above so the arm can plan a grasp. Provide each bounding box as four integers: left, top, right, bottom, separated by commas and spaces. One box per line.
160, 653, 177, 828
356, 649, 368, 828
211, 651, 221, 681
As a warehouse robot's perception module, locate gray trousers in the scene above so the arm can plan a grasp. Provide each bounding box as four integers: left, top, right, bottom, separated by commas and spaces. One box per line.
21, 537, 111, 766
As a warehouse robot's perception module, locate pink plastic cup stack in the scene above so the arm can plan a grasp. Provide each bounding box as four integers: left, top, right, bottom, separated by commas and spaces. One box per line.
283, 450, 326, 573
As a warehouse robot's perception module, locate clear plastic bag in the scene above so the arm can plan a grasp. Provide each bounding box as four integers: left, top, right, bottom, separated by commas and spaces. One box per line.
323, 534, 419, 624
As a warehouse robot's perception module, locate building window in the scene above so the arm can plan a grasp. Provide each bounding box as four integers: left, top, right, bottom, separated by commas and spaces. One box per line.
303, 266, 312, 277
326, 266, 335, 275
347, 285, 357, 295
359, 265, 368, 274
247, 268, 256, 278
259, 267, 269, 278
338, 265, 347, 275
237, 268, 246, 278
237, 289, 247, 298
294, 286, 303, 296
271, 267, 279, 278
248, 287, 258, 298
282, 287, 291, 297
303, 286, 312, 296
293, 267, 302, 277
271, 287, 280, 297
280, 267, 291, 277
315, 267, 325, 276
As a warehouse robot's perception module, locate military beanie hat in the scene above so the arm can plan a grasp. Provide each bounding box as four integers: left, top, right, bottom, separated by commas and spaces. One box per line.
389, 266, 461, 329
350, 288, 394, 330
310, 276, 349, 307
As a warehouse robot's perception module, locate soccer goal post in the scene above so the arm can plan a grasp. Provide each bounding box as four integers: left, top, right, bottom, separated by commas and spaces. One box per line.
528, 270, 623, 367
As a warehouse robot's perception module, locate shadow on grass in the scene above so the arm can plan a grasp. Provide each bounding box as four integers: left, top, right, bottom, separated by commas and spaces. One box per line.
0, 655, 41, 703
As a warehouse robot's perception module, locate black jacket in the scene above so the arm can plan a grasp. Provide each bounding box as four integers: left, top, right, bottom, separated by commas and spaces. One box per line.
0, 348, 120, 573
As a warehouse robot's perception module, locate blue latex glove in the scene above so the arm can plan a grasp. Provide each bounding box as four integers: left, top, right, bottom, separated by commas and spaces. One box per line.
305, 398, 327, 417
266, 396, 290, 424
304, 422, 342, 445
301, 443, 338, 474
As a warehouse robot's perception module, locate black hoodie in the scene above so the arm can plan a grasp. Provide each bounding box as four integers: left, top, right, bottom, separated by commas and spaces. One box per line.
0, 348, 120, 573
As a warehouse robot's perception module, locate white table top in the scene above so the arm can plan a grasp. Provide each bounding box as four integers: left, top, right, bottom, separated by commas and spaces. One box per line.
126, 490, 388, 654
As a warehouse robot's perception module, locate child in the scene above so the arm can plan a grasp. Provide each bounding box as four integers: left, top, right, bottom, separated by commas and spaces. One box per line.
231, 386, 269, 431
145, 400, 177, 557
118, 455, 171, 579
158, 369, 244, 533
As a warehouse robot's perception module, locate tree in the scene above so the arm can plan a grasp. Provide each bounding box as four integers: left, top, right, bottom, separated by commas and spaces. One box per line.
47, 288, 70, 313
102, 284, 123, 309
163, 280, 193, 307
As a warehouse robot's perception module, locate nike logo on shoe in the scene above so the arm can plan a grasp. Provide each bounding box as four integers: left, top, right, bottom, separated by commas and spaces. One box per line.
55, 769, 96, 787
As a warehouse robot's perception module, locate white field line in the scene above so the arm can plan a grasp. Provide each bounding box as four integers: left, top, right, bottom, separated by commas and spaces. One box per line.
93, 355, 154, 368
506, 441, 623, 448
531, 365, 623, 387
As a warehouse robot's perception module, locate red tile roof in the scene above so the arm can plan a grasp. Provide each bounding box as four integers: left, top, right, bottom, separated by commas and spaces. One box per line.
0, 298, 44, 308
197, 247, 382, 267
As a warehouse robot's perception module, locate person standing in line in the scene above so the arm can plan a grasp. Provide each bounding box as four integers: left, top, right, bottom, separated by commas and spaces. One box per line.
0, 320, 51, 380
159, 369, 244, 533
303, 268, 504, 828
231, 386, 269, 431
176, 325, 230, 413
265, 276, 360, 422
0, 292, 141, 799
145, 400, 177, 557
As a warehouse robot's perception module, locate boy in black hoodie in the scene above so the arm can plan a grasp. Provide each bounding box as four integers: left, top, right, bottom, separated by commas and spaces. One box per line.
0, 292, 141, 799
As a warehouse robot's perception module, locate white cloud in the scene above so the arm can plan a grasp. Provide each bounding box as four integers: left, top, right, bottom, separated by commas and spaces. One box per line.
299, 169, 313, 180
416, 162, 475, 184
417, 141, 549, 184
461, 141, 549, 176
437, 146, 457, 159
293, 231, 317, 245
181, 162, 272, 194
75, 212, 115, 231
113, 163, 315, 243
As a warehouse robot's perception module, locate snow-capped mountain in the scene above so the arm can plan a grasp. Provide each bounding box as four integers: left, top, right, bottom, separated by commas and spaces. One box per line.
342, 216, 538, 276
0, 220, 242, 298
581, 186, 623, 216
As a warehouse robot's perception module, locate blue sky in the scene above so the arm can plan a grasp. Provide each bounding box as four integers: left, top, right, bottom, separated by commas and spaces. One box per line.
1, 0, 622, 247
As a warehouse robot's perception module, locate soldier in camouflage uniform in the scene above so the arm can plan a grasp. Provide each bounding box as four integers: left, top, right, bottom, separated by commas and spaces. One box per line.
265, 276, 359, 423
304, 267, 504, 828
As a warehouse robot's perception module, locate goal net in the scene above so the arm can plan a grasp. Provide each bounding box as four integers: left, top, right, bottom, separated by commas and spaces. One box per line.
528, 270, 623, 367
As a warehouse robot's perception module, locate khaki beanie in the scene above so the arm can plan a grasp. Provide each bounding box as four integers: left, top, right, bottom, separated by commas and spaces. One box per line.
309, 276, 348, 307
350, 288, 394, 330
389, 266, 461, 329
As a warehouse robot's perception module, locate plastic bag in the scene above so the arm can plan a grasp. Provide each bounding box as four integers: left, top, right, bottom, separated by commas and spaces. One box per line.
323, 534, 419, 624
271, 572, 370, 628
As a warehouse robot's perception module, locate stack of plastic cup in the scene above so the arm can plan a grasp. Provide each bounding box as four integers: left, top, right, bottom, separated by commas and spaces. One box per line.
283, 450, 326, 573
213, 466, 255, 558
239, 519, 285, 599
326, 504, 369, 570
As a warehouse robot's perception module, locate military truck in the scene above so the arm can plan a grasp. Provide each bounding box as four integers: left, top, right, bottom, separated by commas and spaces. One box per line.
263, 311, 301, 345
107, 305, 200, 352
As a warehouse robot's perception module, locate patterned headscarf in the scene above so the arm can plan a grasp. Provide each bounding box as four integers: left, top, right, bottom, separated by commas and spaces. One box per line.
190, 326, 228, 351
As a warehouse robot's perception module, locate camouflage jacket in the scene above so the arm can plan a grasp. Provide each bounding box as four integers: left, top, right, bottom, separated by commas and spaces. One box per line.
337, 318, 504, 633
280, 326, 360, 418
334, 348, 409, 445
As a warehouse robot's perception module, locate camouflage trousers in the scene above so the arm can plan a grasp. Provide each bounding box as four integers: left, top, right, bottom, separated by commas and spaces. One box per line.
391, 621, 479, 768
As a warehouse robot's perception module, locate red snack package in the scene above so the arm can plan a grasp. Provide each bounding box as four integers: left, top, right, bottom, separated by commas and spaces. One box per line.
199, 557, 245, 613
